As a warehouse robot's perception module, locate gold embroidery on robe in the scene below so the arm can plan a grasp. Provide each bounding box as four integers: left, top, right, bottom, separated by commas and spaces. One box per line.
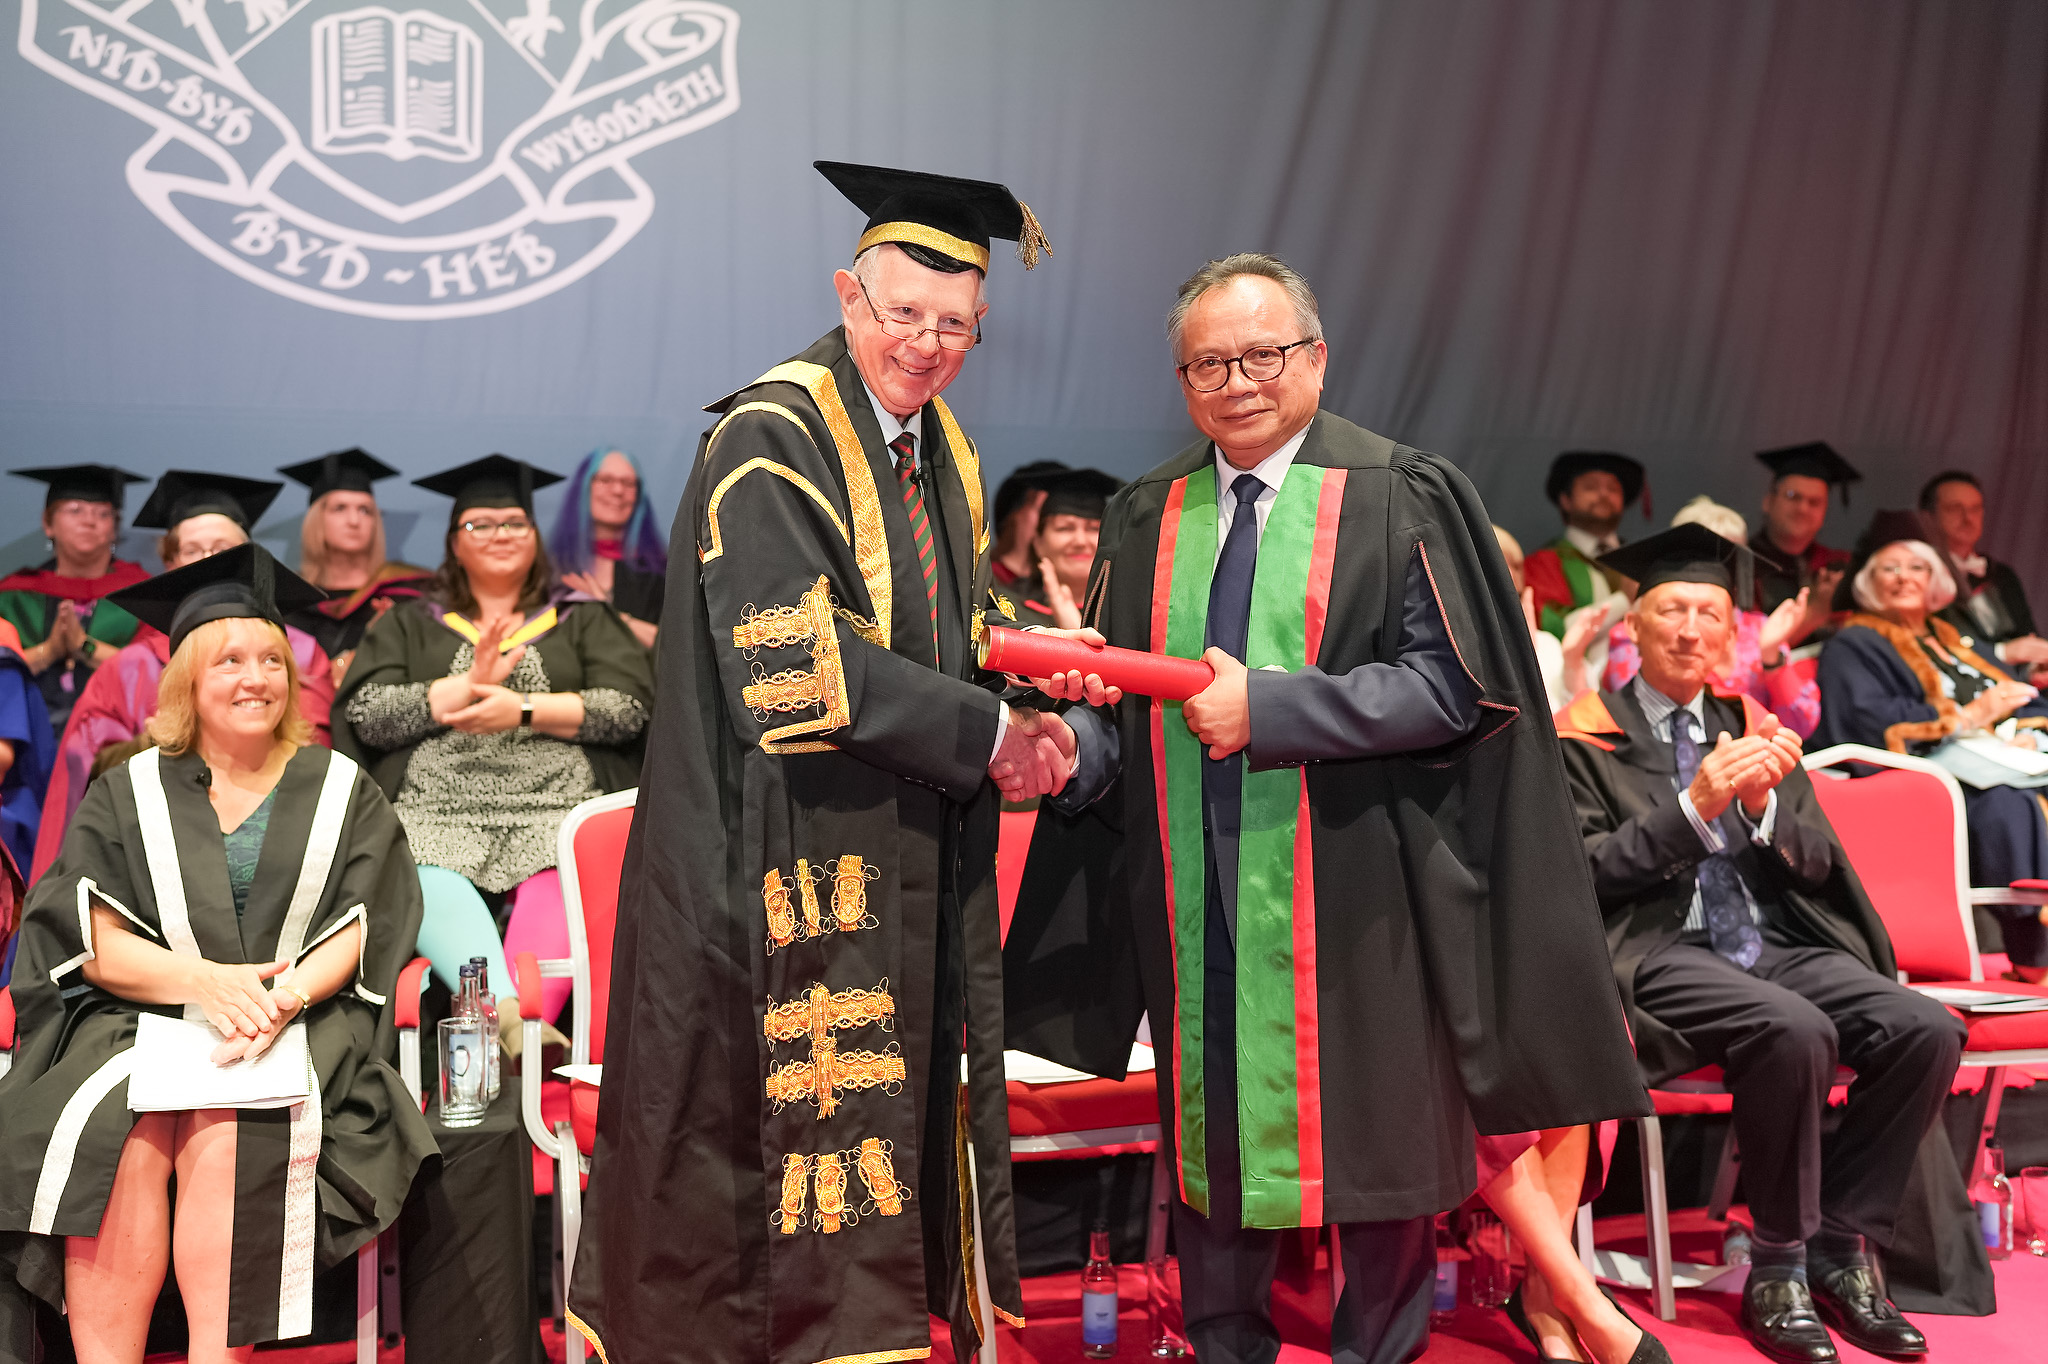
763, 868, 798, 950
856, 1137, 907, 1217
828, 855, 880, 933
813, 1150, 850, 1233
726, 576, 851, 753
766, 1045, 907, 1119
777, 1152, 811, 1234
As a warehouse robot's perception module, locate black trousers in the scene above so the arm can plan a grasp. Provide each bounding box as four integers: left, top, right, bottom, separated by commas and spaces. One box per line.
1632, 937, 1966, 1246
1170, 860, 1433, 1364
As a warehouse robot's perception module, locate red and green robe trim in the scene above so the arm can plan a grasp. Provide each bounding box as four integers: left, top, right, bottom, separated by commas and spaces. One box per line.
1149, 461, 1346, 1228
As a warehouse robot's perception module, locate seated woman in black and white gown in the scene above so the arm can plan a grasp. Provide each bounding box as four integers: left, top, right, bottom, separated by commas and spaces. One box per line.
0, 545, 434, 1363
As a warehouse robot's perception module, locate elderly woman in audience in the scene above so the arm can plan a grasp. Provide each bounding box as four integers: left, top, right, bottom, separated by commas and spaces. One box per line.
1815, 510, 2048, 980
1604, 496, 1822, 737
279, 448, 430, 687
334, 456, 653, 1033
0, 545, 432, 1364
549, 447, 667, 650
29, 472, 335, 883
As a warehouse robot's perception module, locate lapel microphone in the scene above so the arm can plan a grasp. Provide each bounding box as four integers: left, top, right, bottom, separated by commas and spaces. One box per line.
196, 767, 212, 788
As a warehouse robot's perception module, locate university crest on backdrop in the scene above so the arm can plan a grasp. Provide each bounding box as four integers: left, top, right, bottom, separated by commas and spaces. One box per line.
20, 0, 740, 317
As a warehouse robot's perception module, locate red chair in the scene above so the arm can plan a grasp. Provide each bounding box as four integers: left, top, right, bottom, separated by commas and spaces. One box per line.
1803, 744, 2048, 1173
515, 787, 634, 1364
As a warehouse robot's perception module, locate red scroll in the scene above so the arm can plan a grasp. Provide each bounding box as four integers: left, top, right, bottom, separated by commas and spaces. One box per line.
978, 627, 1215, 700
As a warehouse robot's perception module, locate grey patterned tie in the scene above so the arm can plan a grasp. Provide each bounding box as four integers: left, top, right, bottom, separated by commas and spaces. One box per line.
1672, 710, 1764, 969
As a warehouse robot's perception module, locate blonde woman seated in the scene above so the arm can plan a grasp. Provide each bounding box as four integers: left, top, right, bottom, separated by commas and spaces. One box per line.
0, 545, 434, 1363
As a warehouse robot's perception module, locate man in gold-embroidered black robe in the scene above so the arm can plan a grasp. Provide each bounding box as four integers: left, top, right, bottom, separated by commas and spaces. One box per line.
568, 164, 1062, 1364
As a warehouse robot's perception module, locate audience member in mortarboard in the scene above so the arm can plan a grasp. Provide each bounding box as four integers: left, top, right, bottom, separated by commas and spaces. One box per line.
1917, 470, 2048, 678
1018, 254, 1651, 1364
569, 162, 1055, 1364
0, 543, 434, 1359
0, 465, 151, 736
279, 448, 431, 681
547, 447, 668, 651
1813, 510, 2048, 980
30, 469, 338, 884
1600, 497, 1823, 738
989, 459, 1069, 587
330, 455, 651, 1061
1750, 442, 1860, 639
1010, 468, 1121, 629
1557, 523, 1965, 1363
1523, 450, 1646, 640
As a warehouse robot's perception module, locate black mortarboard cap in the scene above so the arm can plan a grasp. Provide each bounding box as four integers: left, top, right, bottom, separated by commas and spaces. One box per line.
1545, 451, 1649, 517
109, 542, 326, 656
278, 448, 400, 501
132, 471, 284, 531
13, 464, 147, 510
1756, 442, 1862, 504
816, 160, 1051, 273
1596, 523, 1778, 606
411, 455, 563, 515
1037, 469, 1123, 523
993, 460, 1071, 525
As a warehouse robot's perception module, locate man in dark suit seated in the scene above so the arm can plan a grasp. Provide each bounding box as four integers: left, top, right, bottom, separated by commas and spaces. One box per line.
1556, 524, 1965, 1364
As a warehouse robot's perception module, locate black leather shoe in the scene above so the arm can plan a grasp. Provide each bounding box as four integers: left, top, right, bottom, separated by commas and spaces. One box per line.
1811, 1263, 1927, 1358
1503, 1282, 1578, 1361
1740, 1274, 1838, 1363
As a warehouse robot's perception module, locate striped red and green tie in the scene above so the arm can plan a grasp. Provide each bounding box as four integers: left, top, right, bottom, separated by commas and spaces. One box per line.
891, 432, 940, 661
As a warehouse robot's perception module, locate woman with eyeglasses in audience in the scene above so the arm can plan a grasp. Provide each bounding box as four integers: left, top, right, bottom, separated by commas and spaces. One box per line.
333, 456, 653, 1039
1815, 509, 2048, 982
549, 447, 666, 650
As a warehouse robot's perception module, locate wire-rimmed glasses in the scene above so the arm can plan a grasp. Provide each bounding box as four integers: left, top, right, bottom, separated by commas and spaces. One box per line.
1177, 338, 1317, 392
858, 280, 981, 351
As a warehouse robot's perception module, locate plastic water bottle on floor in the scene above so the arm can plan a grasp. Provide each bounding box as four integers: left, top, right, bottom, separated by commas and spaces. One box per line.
1082, 1224, 1118, 1358
1430, 1259, 1458, 1329
1973, 1141, 2014, 1259
1722, 1222, 1753, 1266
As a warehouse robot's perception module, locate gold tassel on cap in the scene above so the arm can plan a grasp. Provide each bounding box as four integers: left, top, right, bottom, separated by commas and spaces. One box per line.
1016, 202, 1051, 269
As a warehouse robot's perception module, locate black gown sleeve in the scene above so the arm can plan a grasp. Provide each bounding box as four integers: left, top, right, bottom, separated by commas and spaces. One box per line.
697, 406, 1000, 801
1245, 543, 1481, 768
1558, 739, 1711, 914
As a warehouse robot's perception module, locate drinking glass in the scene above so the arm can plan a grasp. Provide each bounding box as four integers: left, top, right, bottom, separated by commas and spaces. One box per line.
439, 1016, 487, 1127
1464, 1208, 1516, 1308
2021, 1167, 2048, 1257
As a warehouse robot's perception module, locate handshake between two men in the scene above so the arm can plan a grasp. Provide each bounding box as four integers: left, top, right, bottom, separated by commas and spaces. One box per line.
987, 628, 1255, 800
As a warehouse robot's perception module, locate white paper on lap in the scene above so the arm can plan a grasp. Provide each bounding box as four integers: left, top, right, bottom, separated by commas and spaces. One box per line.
127, 1013, 313, 1111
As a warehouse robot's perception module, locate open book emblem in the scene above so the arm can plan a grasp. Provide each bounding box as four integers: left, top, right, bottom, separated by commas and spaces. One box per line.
20, 0, 741, 318
311, 8, 484, 163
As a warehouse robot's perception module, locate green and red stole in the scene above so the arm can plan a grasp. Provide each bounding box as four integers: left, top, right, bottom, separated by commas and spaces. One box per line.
1150, 460, 1346, 1228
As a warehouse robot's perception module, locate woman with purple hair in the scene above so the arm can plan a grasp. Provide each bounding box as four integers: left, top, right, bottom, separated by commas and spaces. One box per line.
550, 447, 666, 649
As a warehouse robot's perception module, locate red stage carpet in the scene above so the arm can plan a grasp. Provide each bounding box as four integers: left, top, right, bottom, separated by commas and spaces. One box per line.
141, 1211, 2047, 1362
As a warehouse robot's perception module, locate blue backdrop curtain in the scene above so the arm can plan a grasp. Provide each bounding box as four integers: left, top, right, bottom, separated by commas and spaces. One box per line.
5, 0, 2046, 592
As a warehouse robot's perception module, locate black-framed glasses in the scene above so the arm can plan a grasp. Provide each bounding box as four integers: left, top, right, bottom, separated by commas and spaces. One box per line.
457, 518, 535, 541
1177, 338, 1317, 392
858, 280, 981, 352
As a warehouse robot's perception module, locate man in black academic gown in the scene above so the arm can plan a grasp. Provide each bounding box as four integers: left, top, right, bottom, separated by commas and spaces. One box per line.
1919, 470, 2048, 677
1013, 253, 1647, 1364
568, 164, 1065, 1364
1555, 525, 1966, 1364
1749, 442, 1861, 641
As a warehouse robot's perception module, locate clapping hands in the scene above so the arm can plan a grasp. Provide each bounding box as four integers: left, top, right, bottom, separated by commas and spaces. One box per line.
1688, 713, 1804, 822
429, 614, 529, 728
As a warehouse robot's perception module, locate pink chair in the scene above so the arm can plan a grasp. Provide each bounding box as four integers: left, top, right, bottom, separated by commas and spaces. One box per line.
515, 787, 634, 1364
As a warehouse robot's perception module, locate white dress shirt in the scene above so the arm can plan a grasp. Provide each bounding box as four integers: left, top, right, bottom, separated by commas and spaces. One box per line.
1212, 423, 1312, 561
1564, 524, 1621, 559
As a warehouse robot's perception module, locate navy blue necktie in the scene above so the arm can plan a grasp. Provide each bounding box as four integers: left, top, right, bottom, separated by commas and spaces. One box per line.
1671, 710, 1764, 969
1207, 473, 1267, 660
